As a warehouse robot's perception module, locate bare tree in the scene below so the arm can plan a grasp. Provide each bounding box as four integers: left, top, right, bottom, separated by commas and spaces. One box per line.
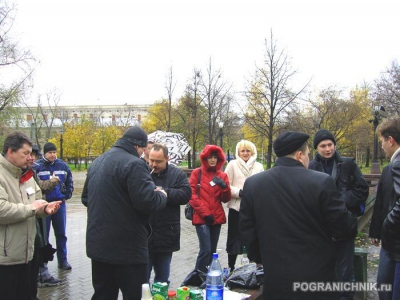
20, 88, 63, 146
198, 57, 233, 145
165, 65, 176, 132
0, 2, 35, 112
372, 60, 400, 115
244, 31, 308, 168
174, 69, 206, 168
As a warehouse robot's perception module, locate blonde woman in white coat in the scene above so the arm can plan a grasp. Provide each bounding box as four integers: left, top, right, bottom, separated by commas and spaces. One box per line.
224, 140, 264, 272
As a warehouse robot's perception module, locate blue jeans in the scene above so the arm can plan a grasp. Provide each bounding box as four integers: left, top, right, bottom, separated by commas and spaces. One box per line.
377, 247, 395, 300
147, 251, 173, 284
46, 201, 68, 264
195, 224, 221, 272
393, 262, 400, 300
334, 238, 355, 300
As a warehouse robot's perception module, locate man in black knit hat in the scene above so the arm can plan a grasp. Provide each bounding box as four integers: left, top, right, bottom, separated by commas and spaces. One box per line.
82, 126, 167, 299
240, 131, 357, 300
309, 129, 369, 300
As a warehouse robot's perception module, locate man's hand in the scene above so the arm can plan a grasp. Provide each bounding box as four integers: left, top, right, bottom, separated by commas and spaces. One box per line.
212, 177, 227, 189
155, 187, 167, 197
44, 201, 62, 215
32, 200, 48, 210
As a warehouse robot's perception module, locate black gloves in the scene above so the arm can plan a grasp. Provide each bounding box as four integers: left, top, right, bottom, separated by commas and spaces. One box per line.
204, 215, 214, 225
212, 176, 227, 189
239, 189, 243, 198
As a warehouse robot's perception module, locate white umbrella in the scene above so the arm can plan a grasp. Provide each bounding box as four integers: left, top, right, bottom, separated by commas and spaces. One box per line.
147, 130, 191, 166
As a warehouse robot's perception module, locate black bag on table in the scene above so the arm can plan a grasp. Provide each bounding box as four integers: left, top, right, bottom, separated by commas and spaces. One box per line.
225, 263, 264, 289
181, 269, 207, 289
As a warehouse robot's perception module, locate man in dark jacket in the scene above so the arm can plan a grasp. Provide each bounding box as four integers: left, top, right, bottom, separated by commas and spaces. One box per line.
82, 126, 167, 300
240, 131, 357, 300
147, 143, 191, 284
34, 142, 74, 270
369, 166, 398, 300
372, 117, 400, 299
309, 129, 369, 300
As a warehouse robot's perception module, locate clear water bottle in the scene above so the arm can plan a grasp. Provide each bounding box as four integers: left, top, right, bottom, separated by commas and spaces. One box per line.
206, 253, 224, 300
241, 246, 250, 266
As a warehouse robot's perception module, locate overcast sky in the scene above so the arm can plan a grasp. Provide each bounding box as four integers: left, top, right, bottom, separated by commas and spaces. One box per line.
13, 0, 400, 107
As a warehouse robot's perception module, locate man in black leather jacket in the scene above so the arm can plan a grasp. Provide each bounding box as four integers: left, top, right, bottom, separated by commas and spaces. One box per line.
309, 129, 369, 300
147, 143, 191, 284
376, 117, 400, 299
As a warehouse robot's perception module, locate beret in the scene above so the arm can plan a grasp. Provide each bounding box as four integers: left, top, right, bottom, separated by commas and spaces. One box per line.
273, 131, 310, 157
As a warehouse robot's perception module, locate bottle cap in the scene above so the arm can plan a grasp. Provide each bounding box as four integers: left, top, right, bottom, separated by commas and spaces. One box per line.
168, 290, 176, 296
213, 253, 218, 259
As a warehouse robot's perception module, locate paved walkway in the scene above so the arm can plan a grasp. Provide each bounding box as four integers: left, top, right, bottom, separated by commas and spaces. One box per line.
38, 171, 229, 299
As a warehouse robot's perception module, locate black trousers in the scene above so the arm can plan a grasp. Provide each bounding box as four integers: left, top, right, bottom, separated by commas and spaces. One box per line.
0, 262, 32, 300
30, 244, 40, 299
91, 259, 147, 300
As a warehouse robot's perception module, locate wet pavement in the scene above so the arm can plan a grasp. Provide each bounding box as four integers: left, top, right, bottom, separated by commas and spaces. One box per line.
38, 171, 380, 299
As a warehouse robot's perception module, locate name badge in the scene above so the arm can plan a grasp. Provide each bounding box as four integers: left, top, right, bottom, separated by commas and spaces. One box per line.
26, 187, 35, 196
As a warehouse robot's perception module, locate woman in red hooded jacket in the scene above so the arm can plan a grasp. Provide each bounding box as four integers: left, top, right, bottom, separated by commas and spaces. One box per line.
189, 145, 231, 272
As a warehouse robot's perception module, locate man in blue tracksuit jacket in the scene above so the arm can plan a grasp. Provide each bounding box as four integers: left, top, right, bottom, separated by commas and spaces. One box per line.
34, 142, 74, 270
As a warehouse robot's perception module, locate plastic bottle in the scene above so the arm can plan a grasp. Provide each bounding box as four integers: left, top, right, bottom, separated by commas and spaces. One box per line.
241, 246, 250, 266
206, 253, 224, 300
141, 283, 153, 300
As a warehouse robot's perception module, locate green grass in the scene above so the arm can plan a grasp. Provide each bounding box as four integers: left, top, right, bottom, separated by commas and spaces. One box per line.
359, 161, 389, 174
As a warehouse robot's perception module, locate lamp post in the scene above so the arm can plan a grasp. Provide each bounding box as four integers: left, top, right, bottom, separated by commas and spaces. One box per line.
219, 121, 224, 149
60, 128, 64, 161
30, 121, 35, 140
371, 105, 385, 174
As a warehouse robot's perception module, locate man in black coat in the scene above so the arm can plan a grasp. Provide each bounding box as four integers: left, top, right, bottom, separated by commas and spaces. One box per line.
82, 126, 167, 300
369, 165, 398, 300
240, 131, 357, 300
372, 117, 400, 299
147, 143, 191, 284
308, 129, 369, 300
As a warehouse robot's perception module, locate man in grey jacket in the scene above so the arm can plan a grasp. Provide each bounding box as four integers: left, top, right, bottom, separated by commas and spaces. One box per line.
0, 132, 61, 299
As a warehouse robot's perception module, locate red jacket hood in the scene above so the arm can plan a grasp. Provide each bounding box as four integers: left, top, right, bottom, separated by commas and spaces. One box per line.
199, 145, 226, 171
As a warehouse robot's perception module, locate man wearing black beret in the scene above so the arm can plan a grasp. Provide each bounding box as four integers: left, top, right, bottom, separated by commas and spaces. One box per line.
309, 129, 369, 300
240, 131, 357, 300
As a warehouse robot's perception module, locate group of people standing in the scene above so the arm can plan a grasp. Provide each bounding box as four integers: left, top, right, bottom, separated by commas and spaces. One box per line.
80, 124, 370, 300
4, 117, 400, 300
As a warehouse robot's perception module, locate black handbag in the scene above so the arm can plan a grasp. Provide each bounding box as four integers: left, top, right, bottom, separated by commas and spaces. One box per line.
185, 203, 194, 220
185, 169, 202, 221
